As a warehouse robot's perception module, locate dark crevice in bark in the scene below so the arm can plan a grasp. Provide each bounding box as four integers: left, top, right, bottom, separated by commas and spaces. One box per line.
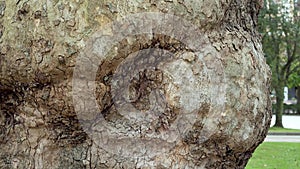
222, 0, 262, 35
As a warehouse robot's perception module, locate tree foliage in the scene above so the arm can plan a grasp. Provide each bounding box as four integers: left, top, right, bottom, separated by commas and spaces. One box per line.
258, 0, 300, 127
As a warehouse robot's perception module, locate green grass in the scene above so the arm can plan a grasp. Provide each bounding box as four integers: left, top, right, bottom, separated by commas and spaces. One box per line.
268, 127, 300, 133
246, 142, 300, 169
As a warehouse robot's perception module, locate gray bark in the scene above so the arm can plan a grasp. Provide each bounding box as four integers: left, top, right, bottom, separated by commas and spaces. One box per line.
0, 0, 271, 168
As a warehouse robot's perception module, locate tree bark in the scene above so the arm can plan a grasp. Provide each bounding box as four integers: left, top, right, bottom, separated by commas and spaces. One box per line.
0, 0, 271, 168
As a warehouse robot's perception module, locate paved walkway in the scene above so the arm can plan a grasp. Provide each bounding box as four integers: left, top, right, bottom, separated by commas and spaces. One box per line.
265, 135, 300, 142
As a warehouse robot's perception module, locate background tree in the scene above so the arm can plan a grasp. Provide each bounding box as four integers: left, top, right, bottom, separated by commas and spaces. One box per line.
259, 0, 300, 127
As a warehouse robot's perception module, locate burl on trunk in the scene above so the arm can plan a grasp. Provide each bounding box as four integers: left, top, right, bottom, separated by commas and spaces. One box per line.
0, 0, 271, 168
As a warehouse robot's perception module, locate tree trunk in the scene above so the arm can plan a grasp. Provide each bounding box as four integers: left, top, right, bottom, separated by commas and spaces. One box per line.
297, 87, 300, 114
274, 83, 284, 127
0, 0, 271, 168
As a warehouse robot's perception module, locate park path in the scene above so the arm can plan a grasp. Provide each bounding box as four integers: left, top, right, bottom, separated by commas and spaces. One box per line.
264, 135, 300, 142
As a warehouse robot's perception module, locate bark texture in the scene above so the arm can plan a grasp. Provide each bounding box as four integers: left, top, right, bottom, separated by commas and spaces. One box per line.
0, 0, 271, 168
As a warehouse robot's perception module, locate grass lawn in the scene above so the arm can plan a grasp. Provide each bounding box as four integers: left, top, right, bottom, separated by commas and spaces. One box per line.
246, 142, 300, 169
268, 127, 300, 133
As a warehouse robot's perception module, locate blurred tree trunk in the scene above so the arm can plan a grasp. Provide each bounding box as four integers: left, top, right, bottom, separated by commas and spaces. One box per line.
297, 87, 300, 114
0, 0, 271, 168
274, 82, 284, 127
